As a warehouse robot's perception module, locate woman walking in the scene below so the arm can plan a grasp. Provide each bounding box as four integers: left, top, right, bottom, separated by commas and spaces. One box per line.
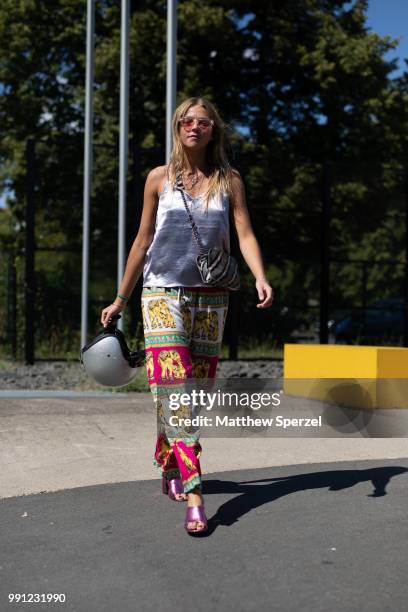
101, 97, 273, 534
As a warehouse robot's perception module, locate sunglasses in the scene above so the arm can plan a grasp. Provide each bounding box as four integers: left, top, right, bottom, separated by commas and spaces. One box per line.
179, 115, 214, 131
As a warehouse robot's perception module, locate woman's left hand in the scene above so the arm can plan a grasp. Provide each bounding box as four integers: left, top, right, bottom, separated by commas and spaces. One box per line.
255, 279, 274, 308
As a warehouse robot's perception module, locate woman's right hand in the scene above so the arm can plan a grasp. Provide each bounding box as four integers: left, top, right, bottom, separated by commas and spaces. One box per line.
101, 302, 126, 328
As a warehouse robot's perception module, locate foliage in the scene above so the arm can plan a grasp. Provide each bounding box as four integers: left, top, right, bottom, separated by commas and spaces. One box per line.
0, 0, 407, 357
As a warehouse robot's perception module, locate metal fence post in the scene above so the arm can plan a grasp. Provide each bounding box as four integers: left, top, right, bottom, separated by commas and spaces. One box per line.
6, 253, 17, 359
361, 260, 368, 331
25, 138, 36, 365
404, 172, 408, 347
319, 161, 332, 344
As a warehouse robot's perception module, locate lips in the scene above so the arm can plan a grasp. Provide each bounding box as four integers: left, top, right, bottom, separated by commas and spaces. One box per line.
188, 134, 199, 140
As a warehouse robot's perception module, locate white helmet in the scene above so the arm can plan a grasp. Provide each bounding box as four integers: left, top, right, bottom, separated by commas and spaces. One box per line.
80, 318, 145, 387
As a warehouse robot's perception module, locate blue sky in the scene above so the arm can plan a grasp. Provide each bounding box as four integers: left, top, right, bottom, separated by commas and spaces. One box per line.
366, 0, 408, 76
1, 1, 407, 208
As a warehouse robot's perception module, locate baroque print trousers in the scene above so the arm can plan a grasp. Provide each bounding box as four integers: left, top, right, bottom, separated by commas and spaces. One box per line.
141, 286, 229, 493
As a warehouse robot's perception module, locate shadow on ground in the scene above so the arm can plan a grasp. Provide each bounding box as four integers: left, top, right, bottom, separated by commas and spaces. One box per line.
202, 465, 408, 535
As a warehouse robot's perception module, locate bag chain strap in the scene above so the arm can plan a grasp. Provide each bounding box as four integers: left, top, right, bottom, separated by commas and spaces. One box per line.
175, 174, 206, 255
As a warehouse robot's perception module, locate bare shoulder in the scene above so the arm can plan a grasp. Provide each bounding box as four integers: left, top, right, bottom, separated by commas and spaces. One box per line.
230, 167, 245, 189
229, 167, 246, 201
145, 165, 169, 198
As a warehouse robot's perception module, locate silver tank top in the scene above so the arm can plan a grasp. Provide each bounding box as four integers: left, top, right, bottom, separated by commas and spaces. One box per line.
143, 180, 230, 287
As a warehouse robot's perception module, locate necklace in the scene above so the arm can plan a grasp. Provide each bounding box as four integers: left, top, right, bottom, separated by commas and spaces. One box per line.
181, 169, 206, 194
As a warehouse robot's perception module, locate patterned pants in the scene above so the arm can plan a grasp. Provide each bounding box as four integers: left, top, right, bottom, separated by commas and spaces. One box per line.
141, 286, 229, 493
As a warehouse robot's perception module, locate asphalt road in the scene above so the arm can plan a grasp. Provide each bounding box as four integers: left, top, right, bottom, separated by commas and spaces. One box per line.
1, 458, 408, 612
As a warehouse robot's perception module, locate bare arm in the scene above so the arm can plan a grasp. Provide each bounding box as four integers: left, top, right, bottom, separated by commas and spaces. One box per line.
100, 166, 163, 326
230, 170, 274, 308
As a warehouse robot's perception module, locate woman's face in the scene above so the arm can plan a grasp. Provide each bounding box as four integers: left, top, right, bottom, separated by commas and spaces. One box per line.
178, 105, 214, 152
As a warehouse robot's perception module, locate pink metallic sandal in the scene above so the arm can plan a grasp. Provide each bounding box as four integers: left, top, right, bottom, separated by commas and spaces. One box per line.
185, 505, 208, 534
162, 476, 187, 502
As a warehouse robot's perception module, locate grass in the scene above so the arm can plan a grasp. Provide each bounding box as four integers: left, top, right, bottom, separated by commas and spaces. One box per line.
220, 341, 283, 360
0, 343, 284, 370
0, 338, 283, 394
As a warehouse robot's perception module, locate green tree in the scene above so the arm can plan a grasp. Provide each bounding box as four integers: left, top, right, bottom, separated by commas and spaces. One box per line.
0, 0, 407, 355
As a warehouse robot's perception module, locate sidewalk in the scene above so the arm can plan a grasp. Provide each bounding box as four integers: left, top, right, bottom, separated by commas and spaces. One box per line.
1, 394, 408, 611
1, 394, 407, 499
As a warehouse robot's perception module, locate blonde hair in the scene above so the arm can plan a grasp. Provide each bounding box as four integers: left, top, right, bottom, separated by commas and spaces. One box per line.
167, 97, 234, 209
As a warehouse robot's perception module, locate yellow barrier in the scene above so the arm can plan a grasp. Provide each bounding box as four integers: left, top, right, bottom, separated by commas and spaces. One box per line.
283, 344, 408, 409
